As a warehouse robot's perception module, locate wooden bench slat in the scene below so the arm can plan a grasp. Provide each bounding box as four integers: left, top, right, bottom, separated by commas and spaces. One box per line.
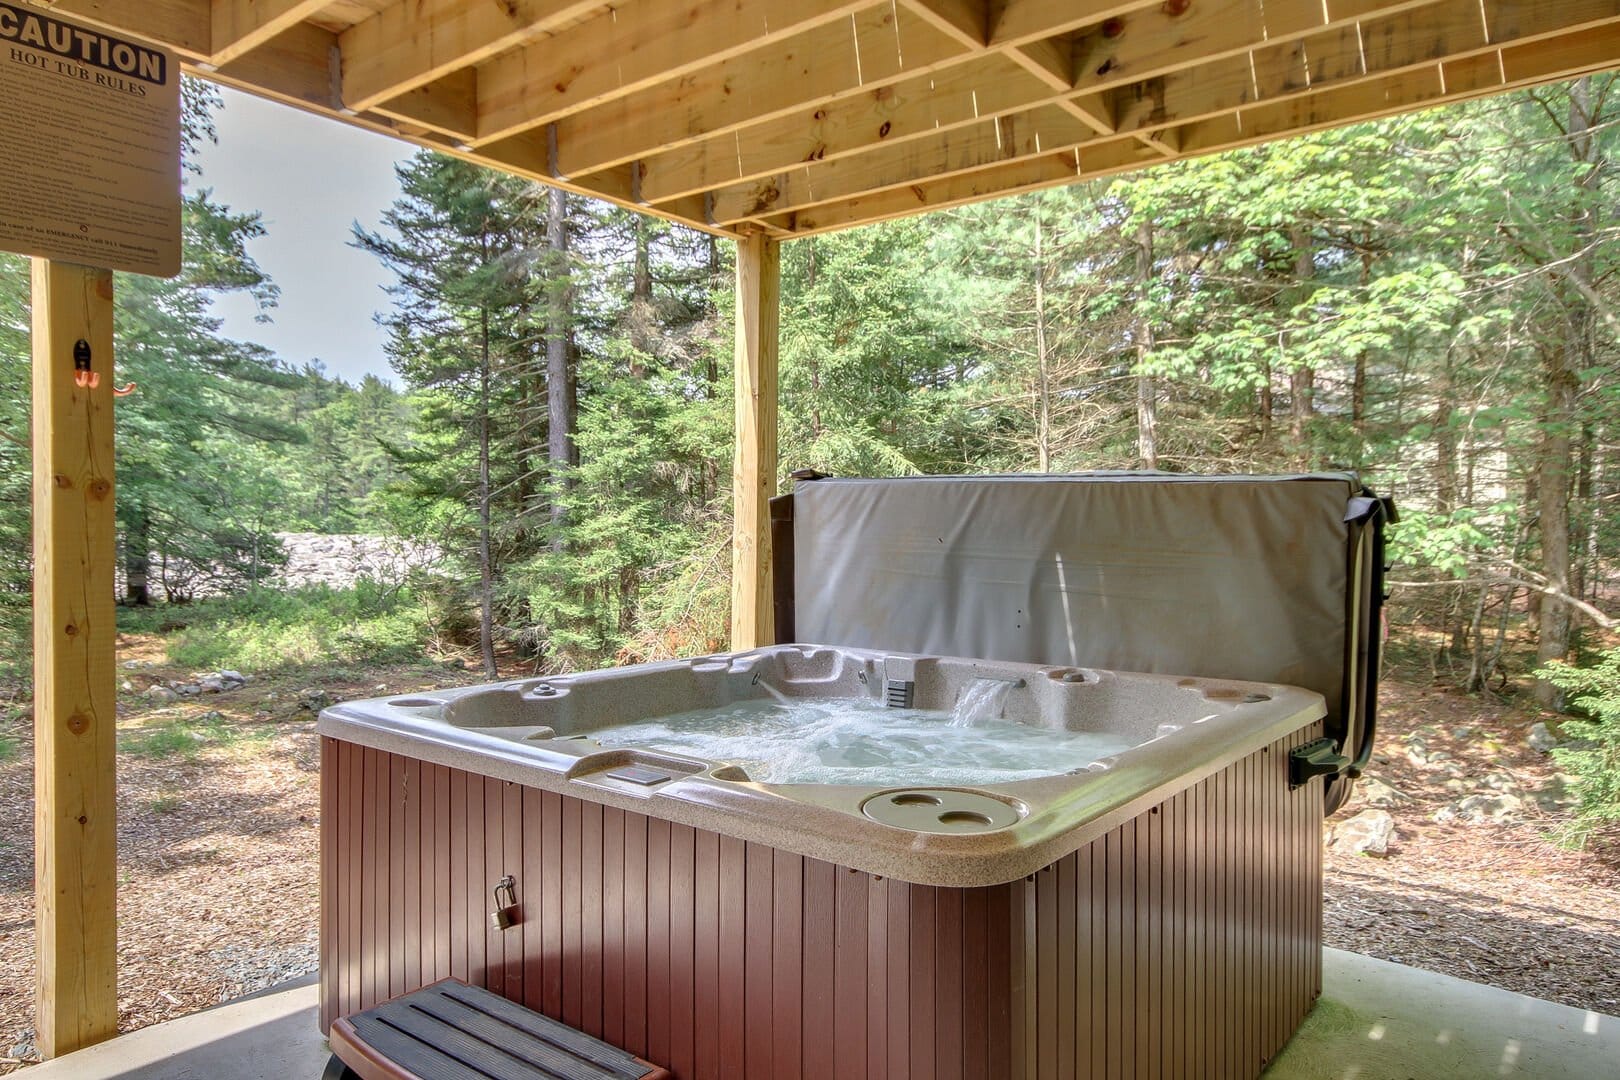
437, 983, 647, 1074
346, 1015, 497, 1080
375, 1009, 575, 1080
405, 995, 615, 1080
332, 979, 670, 1080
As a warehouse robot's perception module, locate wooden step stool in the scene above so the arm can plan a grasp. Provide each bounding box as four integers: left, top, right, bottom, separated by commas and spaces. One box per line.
324, 978, 672, 1080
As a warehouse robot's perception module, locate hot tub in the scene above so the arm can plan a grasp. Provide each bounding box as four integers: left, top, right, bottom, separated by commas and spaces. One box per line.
319, 643, 1330, 1079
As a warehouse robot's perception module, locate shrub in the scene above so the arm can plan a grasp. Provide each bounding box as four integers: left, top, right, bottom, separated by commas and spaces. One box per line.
1537, 650, 1620, 845
138, 582, 434, 673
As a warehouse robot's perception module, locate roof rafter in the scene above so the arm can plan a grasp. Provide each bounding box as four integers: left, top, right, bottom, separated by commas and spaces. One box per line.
683, 0, 1477, 222
338, 0, 601, 114
781, 16, 1620, 233
25, 0, 1620, 237
207, 0, 327, 67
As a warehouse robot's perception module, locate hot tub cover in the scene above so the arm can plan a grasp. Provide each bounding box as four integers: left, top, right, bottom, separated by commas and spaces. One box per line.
776, 471, 1392, 812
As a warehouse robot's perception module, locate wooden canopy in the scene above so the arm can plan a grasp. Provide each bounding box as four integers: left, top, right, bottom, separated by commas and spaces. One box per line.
41, 0, 1620, 238
18, 0, 1620, 1063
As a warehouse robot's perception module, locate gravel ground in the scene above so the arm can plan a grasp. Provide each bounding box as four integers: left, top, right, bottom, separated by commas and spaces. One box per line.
0, 656, 1614, 1072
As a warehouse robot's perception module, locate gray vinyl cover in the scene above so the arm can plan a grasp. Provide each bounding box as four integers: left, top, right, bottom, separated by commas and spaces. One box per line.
792, 473, 1365, 741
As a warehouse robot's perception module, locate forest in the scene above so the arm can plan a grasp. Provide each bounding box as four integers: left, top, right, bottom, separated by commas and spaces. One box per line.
2, 75, 1619, 839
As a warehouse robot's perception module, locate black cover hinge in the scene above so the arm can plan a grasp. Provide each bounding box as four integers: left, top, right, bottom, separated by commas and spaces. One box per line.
1289, 738, 1350, 790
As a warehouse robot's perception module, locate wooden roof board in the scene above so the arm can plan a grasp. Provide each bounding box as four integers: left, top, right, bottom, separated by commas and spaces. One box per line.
33, 0, 1620, 238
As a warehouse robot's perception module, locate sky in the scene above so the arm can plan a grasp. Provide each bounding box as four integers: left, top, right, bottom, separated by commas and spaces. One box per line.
189, 87, 409, 384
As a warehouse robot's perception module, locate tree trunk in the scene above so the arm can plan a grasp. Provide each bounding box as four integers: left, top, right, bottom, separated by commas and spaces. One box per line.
1033, 210, 1053, 471
1134, 221, 1157, 469
547, 186, 575, 554
630, 213, 653, 365
1288, 230, 1316, 466
1534, 78, 1600, 705
618, 567, 637, 638
1352, 251, 1371, 435
477, 302, 498, 680
123, 509, 150, 606
1534, 347, 1576, 701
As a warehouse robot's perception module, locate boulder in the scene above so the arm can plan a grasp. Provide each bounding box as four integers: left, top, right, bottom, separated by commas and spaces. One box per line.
1442, 792, 1525, 825
197, 674, 226, 693
1527, 722, 1557, 753
144, 684, 178, 703
173, 682, 201, 696
1333, 809, 1396, 855
1357, 776, 1409, 808
298, 688, 334, 712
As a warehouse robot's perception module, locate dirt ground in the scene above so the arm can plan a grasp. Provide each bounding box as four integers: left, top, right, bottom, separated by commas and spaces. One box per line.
1322, 679, 1620, 1015
0, 644, 1615, 1071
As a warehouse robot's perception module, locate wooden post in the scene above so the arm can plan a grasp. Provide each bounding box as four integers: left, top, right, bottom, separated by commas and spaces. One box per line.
31, 259, 119, 1057
730, 234, 780, 650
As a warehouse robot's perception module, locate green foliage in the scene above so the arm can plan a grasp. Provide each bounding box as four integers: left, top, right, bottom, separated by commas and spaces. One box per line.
123, 711, 273, 762
1537, 653, 1620, 842
0, 733, 17, 764
140, 584, 433, 672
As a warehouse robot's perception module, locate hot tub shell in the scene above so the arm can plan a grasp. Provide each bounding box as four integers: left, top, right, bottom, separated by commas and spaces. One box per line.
320, 471, 1391, 1079
319, 647, 1327, 1079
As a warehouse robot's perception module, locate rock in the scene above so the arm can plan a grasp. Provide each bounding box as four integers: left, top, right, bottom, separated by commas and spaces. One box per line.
121, 679, 134, 692
1452, 726, 1475, 741
197, 674, 227, 693
1333, 809, 1396, 855
173, 682, 201, 696
297, 688, 334, 712
1448, 792, 1525, 824
144, 684, 178, 703
121, 659, 150, 670
1479, 772, 1521, 794
1357, 776, 1409, 808
1528, 722, 1557, 753
219, 670, 248, 687
1532, 774, 1574, 812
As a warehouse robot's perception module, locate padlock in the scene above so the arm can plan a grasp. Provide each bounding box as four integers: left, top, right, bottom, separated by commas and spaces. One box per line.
489, 875, 520, 930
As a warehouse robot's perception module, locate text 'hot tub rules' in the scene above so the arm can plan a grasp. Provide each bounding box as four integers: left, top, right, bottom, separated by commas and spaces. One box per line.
0, 1, 180, 277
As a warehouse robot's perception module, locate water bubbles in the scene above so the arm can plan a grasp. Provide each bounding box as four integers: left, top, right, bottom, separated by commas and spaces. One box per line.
949, 677, 1017, 728
588, 697, 1136, 786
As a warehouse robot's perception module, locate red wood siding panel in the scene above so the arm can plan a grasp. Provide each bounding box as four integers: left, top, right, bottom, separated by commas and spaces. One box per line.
321, 723, 1323, 1078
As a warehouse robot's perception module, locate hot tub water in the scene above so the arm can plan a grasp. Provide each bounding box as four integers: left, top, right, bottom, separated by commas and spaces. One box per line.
587, 696, 1136, 786
949, 676, 1018, 727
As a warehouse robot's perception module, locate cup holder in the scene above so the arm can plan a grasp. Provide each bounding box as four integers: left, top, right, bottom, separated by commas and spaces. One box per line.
861, 789, 1022, 834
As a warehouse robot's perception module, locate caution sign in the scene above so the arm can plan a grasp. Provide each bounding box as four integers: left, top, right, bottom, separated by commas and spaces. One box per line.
0, 2, 181, 277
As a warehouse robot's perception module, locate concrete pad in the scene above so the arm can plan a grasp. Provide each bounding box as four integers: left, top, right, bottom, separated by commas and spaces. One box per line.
21, 974, 329, 1080
22, 950, 1619, 1078
1267, 949, 1620, 1079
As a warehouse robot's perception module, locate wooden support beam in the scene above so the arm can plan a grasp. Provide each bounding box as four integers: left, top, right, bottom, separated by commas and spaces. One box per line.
784, 11, 1620, 233
730, 234, 779, 651
38, 0, 212, 59
31, 259, 119, 1060
338, 0, 599, 113
989, 0, 1156, 46
372, 69, 479, 143
551, 5, 967, 179
780, 139, 1155, 231
472, 0, 872, 147
636, 53, 1038, 203
901, 0, 988, 47
688, 0, 1615, 223
208, 0, 327, 66
705, 104, 1095, 223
